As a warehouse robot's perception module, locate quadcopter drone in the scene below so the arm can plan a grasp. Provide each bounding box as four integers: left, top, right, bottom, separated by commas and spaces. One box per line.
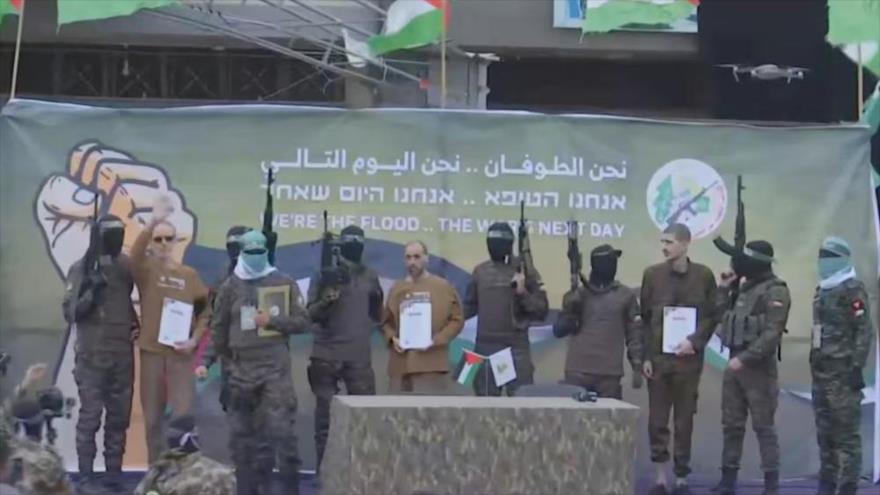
716, 64, 810, 84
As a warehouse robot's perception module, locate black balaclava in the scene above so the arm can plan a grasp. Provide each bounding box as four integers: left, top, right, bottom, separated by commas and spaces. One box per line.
340, 225, 365, 263
98, 215, 125, 258
732, 240, 774, 279
487, 222, 515, 262
225, 226, 250, 274
589, 244, 622, 287
166, 415, 200, 454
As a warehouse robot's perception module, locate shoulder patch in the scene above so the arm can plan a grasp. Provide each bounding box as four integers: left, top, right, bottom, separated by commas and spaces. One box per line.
851, 298, 866, 317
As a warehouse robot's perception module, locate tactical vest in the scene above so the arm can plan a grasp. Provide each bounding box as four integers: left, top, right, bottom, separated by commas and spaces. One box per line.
720, 278, 788, 355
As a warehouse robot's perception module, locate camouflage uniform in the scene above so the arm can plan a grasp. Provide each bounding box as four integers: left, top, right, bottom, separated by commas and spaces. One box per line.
306, 260, 383, 471
811, 278, 874, 495
62, 254, 135, 476
133, 449, 235, 495
716, 273, 791, 488
210, 270, 311, 495
0, 392, 72, 495
463, 258, 548, 396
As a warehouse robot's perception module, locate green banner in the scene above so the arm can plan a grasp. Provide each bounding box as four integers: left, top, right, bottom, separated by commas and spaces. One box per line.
0, 99, 876, 475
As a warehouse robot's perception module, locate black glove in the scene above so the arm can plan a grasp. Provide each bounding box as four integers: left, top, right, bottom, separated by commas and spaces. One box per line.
849, 367, 865, 391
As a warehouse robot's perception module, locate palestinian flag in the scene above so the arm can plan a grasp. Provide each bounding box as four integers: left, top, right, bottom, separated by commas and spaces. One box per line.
368, 0, 449, 57
455, 350, 485, 386
582, 0, 697, 33
0, 0, 23, 18
57, 0, 180, 25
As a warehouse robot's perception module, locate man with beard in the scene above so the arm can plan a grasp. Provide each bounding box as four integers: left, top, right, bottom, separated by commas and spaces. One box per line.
553, 244, 642, 399
640, 223, 718, 495
712, 240, 790, 495
463, 222, 548, 396
306, 225, 383, 472
209, 230, 311, 495
383, 241, 464, 393
62, 215, 136, 494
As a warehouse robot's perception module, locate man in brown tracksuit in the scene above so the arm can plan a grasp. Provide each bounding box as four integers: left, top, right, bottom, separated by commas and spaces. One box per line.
553, 244, 642, 399
383, 240, 464, 394
641, 223, 718, 495
131, 203, 210, 463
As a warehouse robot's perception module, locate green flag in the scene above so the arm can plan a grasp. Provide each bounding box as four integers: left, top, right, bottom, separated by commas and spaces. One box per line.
863, 84, 880, 135
828, 0, 880, 76
0, 0, 23, 20
57, 0, 179, 25
582, 0, 695, 33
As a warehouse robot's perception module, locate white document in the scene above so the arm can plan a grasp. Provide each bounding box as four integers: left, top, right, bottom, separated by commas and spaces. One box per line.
489, 347, 517, 387
158, 298, 193, 347
240, 305, 257, 331
399, 292, 432, 350
662, 306, 697, 354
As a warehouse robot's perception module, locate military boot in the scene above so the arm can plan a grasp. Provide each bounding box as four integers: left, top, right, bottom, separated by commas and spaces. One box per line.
103, 459, 124, 493
836, 482, 857, 495
761, 471, 779, 495
815, 478, 836, 495
711, 468, 737, 495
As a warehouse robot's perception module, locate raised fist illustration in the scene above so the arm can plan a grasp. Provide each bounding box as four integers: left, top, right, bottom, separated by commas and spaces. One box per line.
35, 141, 196, 279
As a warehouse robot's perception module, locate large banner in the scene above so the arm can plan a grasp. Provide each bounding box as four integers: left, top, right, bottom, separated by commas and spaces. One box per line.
0, 99, 877, 479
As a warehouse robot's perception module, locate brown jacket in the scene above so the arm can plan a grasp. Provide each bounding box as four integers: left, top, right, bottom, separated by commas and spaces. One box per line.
640, 259, 717, 373
131, 225, 210, 356
382, 273, 464, 377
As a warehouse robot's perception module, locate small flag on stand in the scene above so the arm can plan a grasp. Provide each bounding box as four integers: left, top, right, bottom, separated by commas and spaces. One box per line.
455, 350, 485, 386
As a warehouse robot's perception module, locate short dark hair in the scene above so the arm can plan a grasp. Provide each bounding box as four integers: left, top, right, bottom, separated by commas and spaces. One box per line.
663, 223, 691, 242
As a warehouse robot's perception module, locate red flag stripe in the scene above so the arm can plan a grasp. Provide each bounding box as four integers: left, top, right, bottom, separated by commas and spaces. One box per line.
425, 0, 450, 27
10, 0, 23, 11
464, 350, 483, 365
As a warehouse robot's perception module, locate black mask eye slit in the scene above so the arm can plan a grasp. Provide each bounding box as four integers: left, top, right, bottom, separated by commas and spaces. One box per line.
818, 248, 841, 259
243, 248, 267, 256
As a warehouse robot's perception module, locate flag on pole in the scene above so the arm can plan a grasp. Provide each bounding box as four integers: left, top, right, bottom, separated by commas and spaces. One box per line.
368, 0, 449, 57
489, 347, 517, 387
455, 350, 485, 386
828, 0, 880, 77
0, 0, 23, 19
582, 0, 696, 34
57, 0, 180, 26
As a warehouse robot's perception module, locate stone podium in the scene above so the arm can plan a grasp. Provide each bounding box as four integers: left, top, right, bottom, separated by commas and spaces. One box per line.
320, 395, 639, 495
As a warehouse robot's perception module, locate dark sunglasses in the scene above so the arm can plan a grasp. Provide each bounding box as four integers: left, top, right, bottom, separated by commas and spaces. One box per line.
243, 248, 267, 255
153, 235, 175, 244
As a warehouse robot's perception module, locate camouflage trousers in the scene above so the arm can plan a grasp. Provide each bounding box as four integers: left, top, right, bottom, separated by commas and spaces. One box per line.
812, 369, 863, 489
226, 347, 300, 492
73, 350, 134, 472
307, 357, 375, 471
472, 341, 534, 397
721, 362, 779, 472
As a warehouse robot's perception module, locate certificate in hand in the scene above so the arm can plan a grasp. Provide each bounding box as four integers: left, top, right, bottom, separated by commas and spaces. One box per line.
662, 306, 697, 354
399, 292, 432, 350
158, 298, 193, 347
257, 285, 290, 338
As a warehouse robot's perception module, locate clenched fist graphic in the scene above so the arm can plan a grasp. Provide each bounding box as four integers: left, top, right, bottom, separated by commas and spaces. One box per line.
35, 141, 196, 279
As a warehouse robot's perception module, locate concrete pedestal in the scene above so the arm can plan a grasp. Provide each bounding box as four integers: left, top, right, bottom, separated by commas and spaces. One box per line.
320, 396, 639, 495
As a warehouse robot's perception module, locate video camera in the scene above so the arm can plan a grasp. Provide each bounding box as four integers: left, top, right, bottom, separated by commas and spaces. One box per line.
12, 386, 76, 446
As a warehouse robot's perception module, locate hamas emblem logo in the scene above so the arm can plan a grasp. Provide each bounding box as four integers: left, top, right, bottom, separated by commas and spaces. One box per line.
646, 159, 728, 239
